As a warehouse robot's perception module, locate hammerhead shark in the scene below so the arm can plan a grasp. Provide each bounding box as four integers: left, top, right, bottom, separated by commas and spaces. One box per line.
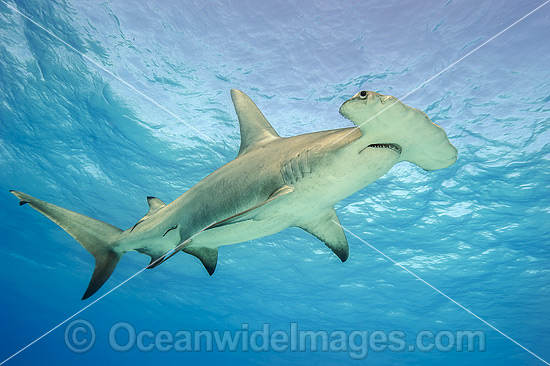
10, 89, 457, 299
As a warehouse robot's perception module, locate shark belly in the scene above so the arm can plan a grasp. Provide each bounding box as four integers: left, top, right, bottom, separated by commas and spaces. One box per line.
188, 217, 291, 249
291, 145, 402, 208
187, 145, 400, 250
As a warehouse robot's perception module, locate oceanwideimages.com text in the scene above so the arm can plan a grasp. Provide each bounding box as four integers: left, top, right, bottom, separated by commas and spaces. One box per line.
65, 320, 486, 359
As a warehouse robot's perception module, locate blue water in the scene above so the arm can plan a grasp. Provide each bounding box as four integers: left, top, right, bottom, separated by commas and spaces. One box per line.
1, 0, 549, 365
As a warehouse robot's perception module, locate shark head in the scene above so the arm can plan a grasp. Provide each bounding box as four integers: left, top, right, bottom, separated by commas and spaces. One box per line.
339, 91, 457, 171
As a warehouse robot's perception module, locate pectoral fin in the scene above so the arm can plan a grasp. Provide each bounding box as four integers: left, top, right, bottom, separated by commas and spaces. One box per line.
297, 208, 349, 262
209, 185, 294, 229
148, 186, 293, 275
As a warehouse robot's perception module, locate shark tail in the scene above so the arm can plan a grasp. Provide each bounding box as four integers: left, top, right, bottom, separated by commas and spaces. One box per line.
9, 190, 123, 300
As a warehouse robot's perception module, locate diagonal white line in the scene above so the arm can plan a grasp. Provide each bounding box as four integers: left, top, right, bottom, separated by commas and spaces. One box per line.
0, 268, 145, 366
333, 0, 550, 145
1, 0, 548, 365
333, 220, 550, 366
0, 223, 213, 365
2, 1, 216, 144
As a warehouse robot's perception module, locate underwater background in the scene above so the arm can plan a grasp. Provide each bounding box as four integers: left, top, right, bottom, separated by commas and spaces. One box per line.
0, 0, 549, 365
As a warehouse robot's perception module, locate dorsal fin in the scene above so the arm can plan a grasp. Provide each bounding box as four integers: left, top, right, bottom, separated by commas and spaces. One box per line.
230, 89, 280, 157
146, 196, 166, 215
130, 197, 167, 232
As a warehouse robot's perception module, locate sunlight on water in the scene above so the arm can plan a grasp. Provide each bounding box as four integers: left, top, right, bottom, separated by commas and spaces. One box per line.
0, 0, 549, 365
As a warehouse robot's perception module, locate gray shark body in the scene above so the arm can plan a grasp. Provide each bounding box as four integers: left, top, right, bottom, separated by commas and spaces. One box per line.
10, 89, 457, 299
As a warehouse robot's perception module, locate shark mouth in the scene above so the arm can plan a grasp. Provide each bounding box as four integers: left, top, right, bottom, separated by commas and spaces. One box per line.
364, 143, 402, 154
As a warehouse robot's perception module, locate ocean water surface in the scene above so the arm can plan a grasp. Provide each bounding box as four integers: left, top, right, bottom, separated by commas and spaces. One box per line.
0, 0, 549, 365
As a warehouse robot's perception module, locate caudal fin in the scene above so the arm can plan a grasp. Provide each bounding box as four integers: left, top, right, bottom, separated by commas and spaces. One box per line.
9, 190, 123, 300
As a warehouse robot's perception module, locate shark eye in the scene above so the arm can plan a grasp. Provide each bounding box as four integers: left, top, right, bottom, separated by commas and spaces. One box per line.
359, 90, 368, 99
163, 225, 178, 237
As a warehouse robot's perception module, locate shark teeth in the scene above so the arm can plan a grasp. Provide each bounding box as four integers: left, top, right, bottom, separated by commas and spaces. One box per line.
367, 143, 402, 154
